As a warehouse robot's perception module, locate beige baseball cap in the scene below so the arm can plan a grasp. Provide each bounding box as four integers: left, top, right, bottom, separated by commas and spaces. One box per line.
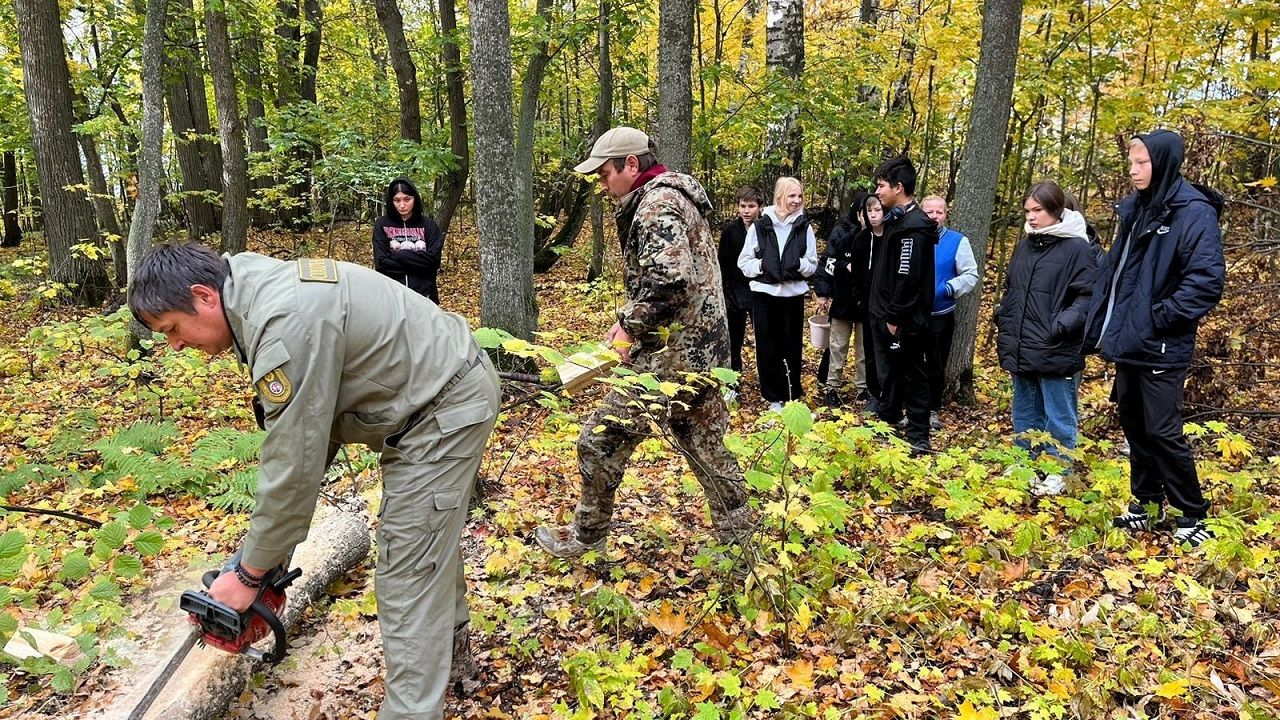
573, 127, 651, 174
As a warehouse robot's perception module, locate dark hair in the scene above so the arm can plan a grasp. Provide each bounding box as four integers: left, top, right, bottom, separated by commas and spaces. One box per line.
1062, 191, 1083, 214
384, 177, 424, 222
873, 155, 917, 196
1024, 181, 1067, 221
734, 186, 765, 206
608, 137, 659, 173
128, 243, 228, 328
857, 192, 882, 229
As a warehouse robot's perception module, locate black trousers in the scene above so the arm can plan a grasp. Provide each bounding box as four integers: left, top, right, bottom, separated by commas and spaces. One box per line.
752, 293, 805, 402
727, 308, 750, 372
1113, 364, 1209, 518
872, 320, 931, 448
927, 312, 956, 411
862, 316, 881, 402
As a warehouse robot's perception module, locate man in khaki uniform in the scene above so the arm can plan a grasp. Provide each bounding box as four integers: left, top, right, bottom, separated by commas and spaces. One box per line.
129, 243, 499, 720
535, 127, 754, 557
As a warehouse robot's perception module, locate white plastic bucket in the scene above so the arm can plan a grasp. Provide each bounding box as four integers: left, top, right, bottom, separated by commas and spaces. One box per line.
808, 314, 831, 349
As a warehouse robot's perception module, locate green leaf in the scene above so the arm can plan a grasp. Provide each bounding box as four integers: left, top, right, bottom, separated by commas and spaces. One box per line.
89, 578, 121, 601
781, 402, 813, 437
51, 666, 75, 693
754, 688, 781, 710
125, 504, 155, 529
60, 552, 91, 581
0, 530, 25, 558
472, 327, 512, 349
710, 367, 740, 385
96, 522, 127, 552
0, 611, 18, 645
745, 469, 777, 492
693, 702, 722, 720
133, 531, 164, 557
112, 554, 143, 578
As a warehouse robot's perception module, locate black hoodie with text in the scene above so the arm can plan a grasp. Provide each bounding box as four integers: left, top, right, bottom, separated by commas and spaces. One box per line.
372, 177, 445, 303
867, 201, 937, 334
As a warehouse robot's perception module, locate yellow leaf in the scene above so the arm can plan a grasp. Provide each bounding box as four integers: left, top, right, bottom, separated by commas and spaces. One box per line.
957, 701, 999, 720
785, 658, 814, 689
1154, 677, 1189, 699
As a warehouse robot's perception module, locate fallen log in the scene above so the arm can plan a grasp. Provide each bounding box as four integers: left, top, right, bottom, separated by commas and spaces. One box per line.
93, 502, 372, 720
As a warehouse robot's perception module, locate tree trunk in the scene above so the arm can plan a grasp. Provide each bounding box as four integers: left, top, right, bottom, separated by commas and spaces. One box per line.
79, 134, 127, 286
239, 24, 275, 228
763, 0, 804, 188
657, 0, 693, 173
205, 0, 249, 254
165, 0, 222, 239
13, 0, 111, 305
470, 0, 537, 339
435, 0, 469, 235
944, 0, 1024, 405
587, 195, 605, 281
1, 151, 21, 247
516, 0, 554, 274
128, 0, 167, 294
736, 0, 760, 78
372, 0, 421, 143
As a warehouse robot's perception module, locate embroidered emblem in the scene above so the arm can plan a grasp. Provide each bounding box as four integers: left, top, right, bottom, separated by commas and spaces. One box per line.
256, 368, 293, 403
1156, 226, 1171, 235
298, 258, 338, 282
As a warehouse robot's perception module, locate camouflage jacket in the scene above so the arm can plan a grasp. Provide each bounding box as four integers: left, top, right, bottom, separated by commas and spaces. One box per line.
614, 171, 731, 375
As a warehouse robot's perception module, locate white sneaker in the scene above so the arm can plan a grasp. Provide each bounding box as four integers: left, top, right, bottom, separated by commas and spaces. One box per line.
722, 389, 738, 405
1030, 472, 1066, 496
768, 402, 784, 413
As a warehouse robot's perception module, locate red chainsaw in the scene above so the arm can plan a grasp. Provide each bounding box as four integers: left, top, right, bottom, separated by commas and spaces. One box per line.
127, 553, 302, 720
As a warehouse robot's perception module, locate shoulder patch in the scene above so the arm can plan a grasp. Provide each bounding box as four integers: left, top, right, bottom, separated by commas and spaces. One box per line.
298, 258, 338, 283
256, 368, 293, 404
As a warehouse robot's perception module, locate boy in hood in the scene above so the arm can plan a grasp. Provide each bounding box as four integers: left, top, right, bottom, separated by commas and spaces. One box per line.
1084, 129, 1226, 547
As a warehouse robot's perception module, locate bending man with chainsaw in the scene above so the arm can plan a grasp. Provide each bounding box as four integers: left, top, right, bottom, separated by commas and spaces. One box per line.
534, 127, 755, 557
129, 242, 499, 720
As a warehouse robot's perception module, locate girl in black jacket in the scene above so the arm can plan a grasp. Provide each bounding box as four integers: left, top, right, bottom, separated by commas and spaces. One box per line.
814, 193, 871, 405
995, 181, 1098, 495
373, 177, 445, 304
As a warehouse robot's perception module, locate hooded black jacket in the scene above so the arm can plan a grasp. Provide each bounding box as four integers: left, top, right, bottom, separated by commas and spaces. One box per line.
373, 177, 445, 303
867, 201, 937, 333
813, 215, 866, 321
996, 210, 1098, 376
1082, 131, 1226, 369
717, 218, 755, 312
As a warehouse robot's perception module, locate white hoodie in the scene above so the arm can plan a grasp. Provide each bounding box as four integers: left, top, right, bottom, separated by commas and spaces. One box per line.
736, 205, 819, 298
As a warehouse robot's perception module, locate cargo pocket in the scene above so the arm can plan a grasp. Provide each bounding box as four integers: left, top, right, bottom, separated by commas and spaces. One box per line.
429, 398, 495, 461
377, 488, 461, 577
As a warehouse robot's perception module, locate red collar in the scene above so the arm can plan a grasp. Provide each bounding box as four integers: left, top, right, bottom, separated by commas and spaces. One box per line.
630, 164, 669, 193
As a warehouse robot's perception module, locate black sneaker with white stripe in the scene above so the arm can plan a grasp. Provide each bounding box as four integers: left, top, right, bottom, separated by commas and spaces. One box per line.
1173, 517, 1213, 548
1112, 501, 1165, 531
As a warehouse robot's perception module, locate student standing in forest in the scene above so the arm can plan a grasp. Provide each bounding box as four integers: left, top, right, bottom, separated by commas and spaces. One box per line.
921, 195, 978, 430
814, 199, 868, 407
718, 187, 765, 379
373, 177, 445, 304
535, 127, 754, 558
995, 182, 1098, 496
853, 192, 886, 411
737, 177, 819, 412
1084, 129, 1226, 547
869, 156, 936, 455
129, 243, 499, 720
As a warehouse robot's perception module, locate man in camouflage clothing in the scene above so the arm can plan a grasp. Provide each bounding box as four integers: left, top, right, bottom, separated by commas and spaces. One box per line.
535, 127, 755, 557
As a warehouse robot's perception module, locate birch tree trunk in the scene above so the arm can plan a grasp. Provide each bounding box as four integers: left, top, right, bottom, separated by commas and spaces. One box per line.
763, 0, 804, 189
944, 0, 1024, 404
13, 0, 111, 305
657, 0, 693, 173
205, 0, 249, 254
127, 0, 167, 291
470, 0, 537, 338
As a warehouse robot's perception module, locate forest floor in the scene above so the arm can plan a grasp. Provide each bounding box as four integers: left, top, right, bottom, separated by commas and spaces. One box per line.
1, 222, 1279, 719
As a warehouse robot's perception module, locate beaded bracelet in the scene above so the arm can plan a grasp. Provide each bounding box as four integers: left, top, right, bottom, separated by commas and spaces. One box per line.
234, 562, 264, 589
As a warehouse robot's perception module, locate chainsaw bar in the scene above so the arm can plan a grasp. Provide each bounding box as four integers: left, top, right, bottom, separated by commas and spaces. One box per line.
126, 628, 201, 720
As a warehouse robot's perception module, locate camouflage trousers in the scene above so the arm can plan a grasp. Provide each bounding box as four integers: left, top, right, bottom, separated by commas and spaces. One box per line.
574, 385, 749, 542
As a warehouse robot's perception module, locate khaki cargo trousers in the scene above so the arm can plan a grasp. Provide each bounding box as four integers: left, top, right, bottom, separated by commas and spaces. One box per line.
374, 356, 499, 720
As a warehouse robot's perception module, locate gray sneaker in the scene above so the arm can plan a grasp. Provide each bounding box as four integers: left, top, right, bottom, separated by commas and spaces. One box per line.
534, 524, 606, 558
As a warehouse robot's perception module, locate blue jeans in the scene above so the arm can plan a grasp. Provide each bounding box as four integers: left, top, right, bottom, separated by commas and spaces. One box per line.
1011, 372, 1079, 465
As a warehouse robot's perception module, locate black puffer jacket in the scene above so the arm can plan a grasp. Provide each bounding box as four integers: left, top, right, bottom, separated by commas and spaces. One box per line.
813, 215, 865, 321
717, 218, 755, 312
1082, 130, 1226, 369
996, 210, 1098, 376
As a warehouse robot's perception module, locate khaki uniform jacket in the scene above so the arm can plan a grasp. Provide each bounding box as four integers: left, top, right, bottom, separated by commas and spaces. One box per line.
222, 253, 478, 569
614, 172, 731, 375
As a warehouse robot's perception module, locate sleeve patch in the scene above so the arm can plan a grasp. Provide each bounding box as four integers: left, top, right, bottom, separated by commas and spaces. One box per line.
897, 239, 914, 275
298, 258, 338, 283
256, 368, 293, 404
